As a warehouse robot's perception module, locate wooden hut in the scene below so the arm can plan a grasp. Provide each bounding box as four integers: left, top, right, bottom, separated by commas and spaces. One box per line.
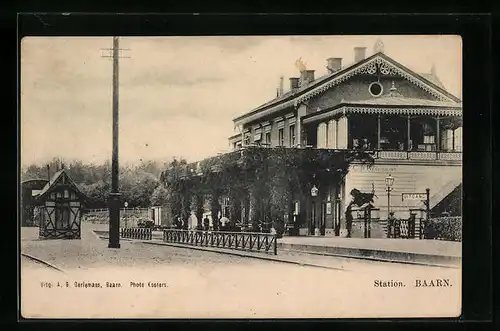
33, 168, 90, 240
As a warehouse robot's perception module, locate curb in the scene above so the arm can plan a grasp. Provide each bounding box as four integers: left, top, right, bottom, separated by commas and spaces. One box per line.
278, 243, 461, 267
139, 241, 347, 271
21, 253, 67, 274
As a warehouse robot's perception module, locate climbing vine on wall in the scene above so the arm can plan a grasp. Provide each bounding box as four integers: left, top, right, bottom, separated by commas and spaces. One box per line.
161, 147, 374, 223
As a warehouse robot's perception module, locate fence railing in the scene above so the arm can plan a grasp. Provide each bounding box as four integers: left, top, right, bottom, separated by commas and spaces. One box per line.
387, 218, 423, 239
163, 229, 277, 255
85, 208, 150, 214
121, 227, 152, 240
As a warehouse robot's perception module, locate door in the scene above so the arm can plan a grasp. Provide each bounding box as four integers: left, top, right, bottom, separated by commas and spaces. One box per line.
309, 201, 316, 235
55, 201, 71, 229
320, 203, 327, 235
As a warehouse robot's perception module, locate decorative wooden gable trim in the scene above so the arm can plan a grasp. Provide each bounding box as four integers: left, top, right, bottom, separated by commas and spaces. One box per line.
233, 53, 460, 127
36, 170, 89, 205
303, 105, 463, 125
295, 54, 458, 105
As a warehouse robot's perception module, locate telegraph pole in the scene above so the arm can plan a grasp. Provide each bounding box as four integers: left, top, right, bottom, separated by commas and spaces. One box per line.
101, 37, 130, 249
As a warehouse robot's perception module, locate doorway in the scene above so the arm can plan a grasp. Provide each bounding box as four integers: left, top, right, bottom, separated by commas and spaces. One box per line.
320, 203, 327, 235
55, 201, 71, 229
309, 201, 316, 235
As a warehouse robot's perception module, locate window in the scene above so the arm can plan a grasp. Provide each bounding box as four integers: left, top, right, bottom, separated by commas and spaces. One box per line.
289, 124, 296, 146
278, 128, 284, 146
265, 132, 271, 146
369, 82, 383, 97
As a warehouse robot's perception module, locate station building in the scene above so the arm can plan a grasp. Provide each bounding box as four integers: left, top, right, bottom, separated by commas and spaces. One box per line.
164, 39, 462, 237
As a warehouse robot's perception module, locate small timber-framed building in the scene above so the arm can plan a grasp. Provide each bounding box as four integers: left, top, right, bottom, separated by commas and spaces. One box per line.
33, 168, 90, 240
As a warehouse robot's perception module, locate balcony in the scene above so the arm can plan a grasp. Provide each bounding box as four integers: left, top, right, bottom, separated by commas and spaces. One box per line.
374, 150, 462, 161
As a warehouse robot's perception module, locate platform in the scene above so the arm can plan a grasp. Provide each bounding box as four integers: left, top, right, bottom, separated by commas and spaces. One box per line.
278, 236, 461, 266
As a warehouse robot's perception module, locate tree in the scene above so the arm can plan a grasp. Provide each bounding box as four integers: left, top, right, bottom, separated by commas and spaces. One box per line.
151, 184, 169, 206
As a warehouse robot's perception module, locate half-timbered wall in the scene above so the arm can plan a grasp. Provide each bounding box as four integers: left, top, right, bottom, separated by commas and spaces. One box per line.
38, 174, 83, 240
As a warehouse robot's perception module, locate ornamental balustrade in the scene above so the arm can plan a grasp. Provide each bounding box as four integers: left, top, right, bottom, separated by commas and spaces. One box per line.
121, 227, 153, 240
163, 229, 278, 255
374, 151, 462, 161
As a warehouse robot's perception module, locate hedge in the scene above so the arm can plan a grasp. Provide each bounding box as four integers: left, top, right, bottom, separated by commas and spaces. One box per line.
424, 216, 462, 242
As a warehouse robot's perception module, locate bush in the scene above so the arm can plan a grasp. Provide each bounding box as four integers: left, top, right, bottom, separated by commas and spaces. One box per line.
424, 217, 462, 242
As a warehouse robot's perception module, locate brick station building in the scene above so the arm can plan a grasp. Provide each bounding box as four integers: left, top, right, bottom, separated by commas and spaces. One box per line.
163, 39, 462, 237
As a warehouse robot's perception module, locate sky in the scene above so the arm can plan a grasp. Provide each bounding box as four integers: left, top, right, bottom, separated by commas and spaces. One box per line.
20, 35, 462, 167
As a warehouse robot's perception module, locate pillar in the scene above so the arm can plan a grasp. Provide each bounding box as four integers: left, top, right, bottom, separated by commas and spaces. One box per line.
337, 117, 348, 149
317, 122, 327, 148
296, 105, 307, 147
328, 119, 337, 148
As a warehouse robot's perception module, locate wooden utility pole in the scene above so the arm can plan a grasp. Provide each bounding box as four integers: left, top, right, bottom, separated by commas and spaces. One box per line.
101, 37, 130, 249
108, 36, 121, 248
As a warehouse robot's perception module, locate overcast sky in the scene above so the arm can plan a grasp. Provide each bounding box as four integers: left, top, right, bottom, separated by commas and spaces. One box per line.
20, 35, 462, 167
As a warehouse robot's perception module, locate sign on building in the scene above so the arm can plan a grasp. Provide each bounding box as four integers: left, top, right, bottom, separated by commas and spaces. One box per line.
401, 193, 427, 201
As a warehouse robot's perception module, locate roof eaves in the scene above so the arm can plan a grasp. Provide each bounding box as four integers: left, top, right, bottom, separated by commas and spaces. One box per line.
234, 52, 461, 123
380, 53, 461, 103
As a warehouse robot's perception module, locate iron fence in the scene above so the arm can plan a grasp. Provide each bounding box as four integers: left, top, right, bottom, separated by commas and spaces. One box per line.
163, 229, 277, 255
121, 227, 152, 240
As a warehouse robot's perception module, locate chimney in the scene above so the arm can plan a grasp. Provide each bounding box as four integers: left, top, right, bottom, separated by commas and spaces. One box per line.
326, 57, 342, 73
47, 164, 50, 184
289, 77, 300, 90
300, 70, 315, 87
354, 47, 367, 63
278, 76, 284, 96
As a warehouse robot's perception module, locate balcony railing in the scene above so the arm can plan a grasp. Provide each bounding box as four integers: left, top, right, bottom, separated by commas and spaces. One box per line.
374, 151, 462, 161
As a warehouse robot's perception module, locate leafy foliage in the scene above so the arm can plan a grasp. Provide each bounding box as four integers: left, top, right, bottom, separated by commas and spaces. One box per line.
161, 147, 374, 225
21, 157, 165, 208
424, 216, 462, 241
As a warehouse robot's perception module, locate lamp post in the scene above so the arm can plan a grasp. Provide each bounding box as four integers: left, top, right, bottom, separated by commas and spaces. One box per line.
385, 174, 394, 219
310, 184, 319, 236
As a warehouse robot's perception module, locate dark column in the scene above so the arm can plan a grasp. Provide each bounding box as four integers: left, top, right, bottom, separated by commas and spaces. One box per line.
436, 116, 441, 151
108, 36, 121, 249
407, 115, 411, 151
452, 127, 456, 151
347, 115, 351, 149
377, 114, 381, 149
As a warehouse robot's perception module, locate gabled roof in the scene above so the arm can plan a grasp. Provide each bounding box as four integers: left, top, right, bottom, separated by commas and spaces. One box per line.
233, 52, 461, 126
34, 169, 90, 204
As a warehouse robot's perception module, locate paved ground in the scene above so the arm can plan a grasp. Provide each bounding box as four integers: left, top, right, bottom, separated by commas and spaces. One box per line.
20, 224, 461, 319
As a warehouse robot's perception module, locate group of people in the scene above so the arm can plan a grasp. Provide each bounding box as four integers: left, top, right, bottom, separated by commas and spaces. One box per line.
171, 214, 281, 234
172, 215, 239, 232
